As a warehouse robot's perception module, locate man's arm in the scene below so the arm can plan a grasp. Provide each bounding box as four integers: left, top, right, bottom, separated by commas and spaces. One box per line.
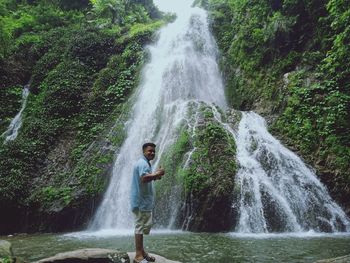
141, 168, 165, 183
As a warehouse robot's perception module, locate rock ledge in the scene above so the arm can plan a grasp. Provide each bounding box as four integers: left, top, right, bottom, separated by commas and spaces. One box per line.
33, 248, 181, 263
314, 254, 350, 263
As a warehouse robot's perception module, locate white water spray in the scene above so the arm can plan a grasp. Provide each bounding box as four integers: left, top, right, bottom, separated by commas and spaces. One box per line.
233, 112, 350, 233
2, 85, 30, 143
90, 0, 226, 231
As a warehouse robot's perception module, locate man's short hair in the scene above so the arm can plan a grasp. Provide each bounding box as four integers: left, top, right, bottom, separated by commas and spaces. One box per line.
142, 142, 156, 151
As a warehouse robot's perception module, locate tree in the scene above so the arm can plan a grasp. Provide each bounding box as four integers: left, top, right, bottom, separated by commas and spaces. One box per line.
90, 0, 127, 24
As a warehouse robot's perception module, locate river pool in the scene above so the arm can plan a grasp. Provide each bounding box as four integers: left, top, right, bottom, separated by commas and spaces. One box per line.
2, 230, 350, 262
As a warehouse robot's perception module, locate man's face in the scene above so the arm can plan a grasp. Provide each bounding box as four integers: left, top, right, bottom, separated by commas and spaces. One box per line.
143, 146, 156, 161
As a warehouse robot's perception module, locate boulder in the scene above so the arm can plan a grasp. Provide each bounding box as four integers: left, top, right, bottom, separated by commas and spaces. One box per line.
34, 248, 129, 263
314, 254, 350, 263
0, 240, 14, 257
34, 249, 182, 263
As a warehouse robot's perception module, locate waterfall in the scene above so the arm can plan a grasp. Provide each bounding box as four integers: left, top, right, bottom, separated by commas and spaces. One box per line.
233, 112, 350, 233
89, 0, 227, 231
89, 0, 350, 234
2, 85, 30, 143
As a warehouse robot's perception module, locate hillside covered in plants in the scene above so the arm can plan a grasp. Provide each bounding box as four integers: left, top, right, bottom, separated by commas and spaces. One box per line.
206, 0, 350, 214
0, 0, 165, 234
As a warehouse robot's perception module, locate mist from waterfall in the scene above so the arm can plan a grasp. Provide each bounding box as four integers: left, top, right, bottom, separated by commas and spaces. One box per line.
89, 0, 226, 231
2, 85, 30, 143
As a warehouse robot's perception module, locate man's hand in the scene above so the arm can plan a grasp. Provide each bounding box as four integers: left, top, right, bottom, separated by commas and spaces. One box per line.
141, 166, 165, 183
155, 166, 165, 180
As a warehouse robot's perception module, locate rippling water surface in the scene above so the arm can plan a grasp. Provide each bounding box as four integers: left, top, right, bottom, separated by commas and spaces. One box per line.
3, 231, 350, 262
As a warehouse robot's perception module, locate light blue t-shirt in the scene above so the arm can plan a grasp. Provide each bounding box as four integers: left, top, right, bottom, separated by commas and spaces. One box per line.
130, 156, 154, 212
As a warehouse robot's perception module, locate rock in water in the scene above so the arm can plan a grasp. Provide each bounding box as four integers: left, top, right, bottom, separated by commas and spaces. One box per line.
35, 251, 181, 263
0, 240, 14, 258
314, 254, 350, 263
33, 249, 182, 263
34, 248, 129, 263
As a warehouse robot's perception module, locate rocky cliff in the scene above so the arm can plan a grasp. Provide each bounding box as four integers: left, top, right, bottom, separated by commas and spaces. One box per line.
206, 0, 350, 215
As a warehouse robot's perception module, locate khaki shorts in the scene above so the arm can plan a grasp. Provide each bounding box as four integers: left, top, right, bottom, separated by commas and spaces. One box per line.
133, 210, 153, 235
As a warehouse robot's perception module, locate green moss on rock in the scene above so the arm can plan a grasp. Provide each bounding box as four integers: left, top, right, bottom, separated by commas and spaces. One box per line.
155, 104, 238, 232
182, 106, 237, 232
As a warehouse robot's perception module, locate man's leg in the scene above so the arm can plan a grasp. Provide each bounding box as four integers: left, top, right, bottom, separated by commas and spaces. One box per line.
134, 211, 153, 262
141, 212, 156, 262
134, 210, 145, 262
135, 233, 144, 261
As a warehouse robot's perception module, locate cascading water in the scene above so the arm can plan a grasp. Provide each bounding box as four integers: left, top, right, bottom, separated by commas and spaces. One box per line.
2, 85, 30, 143
89, 0, 227, 231
233, 112, 350, 233
89, 0, 350, 234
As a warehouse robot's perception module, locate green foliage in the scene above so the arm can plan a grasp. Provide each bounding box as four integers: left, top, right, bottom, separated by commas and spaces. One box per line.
154, 107, 237, 231
208, 0, 328, 109
322, 0, 350, 90
57, 0, 91, 10
0, 256, 13, 263
116, 20, 163, 48
0, 0, 165, 232
89, 0, 158, 25
157, 129, 192, 195
0, 17, 12, 58
90, 0, 126, 24
272, 0, 350, 188
0, 137, 33, 204
30, 25, 113, 89
65, 29, 115, 71
0, 2, 84, 59
39, 186, 73, 206
40, 60, 93, 118
0, 85, 22, 133
182, 108, 237, 194
273, 71, 350, 175
129, 20, 163, 38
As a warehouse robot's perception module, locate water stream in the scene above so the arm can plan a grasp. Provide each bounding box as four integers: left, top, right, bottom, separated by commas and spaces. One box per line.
233, 112, 350, 233
2, 85, 30, 143
209, 107, 350, 233
3, 231, 350, 263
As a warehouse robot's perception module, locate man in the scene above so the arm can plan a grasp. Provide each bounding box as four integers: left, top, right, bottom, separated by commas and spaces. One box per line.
131, 142, 165, 263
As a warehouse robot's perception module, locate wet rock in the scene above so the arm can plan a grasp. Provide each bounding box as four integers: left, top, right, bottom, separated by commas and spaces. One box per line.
175, 104, 237, 232
33, 249, 182, 263
127, 253, 181, 263
0, 240, 27, 263
34, 249, 129, 263
0, 240, 14, 258
11, 258, 27, 263
314, 254, 350, 263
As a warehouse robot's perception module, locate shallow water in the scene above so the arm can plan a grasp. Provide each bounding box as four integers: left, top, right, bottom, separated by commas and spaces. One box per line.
3, 231, 350, 262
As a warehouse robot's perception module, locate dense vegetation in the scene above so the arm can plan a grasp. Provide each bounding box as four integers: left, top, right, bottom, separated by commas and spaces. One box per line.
0, 0, 349, 236
207, 0, 350, 212
0, 0, 164, 234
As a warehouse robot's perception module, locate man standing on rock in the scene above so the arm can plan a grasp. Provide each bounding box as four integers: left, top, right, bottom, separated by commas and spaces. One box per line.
131, 142, 165, 263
